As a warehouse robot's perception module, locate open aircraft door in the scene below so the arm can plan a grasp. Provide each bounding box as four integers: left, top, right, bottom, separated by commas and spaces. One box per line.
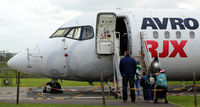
96, 13, 116, 54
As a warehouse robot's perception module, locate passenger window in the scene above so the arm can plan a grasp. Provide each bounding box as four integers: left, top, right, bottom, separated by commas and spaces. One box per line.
190, 31, 195, 39
153, 31, 158, 39
73, 28, 81, 39
164, 31, 170, 39
81, 26, 94, 40
51, 28, 69, 38
176, 31, 181, 39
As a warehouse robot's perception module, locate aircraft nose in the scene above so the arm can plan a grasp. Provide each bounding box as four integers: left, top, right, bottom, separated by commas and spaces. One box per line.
7, 51, 27, 71
7, 57, 15, 69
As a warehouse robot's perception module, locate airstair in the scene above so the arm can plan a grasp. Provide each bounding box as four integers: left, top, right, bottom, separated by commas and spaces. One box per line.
113, 32, 122, 98
139, 32, 153, 73
112, 31, 153, 98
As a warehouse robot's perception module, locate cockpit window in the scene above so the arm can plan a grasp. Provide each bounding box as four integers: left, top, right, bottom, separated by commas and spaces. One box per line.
66, 28, 75, 38
66, 27, 81, 39
51, 26, 94, 40
81, 26, 94, 40
73, 28, 81, 39
51, 28, 70, 37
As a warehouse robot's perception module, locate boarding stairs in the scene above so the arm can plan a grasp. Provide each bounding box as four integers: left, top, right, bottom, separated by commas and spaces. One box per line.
134, 33, 153, 73
113, 32, 123, 98
112, 32, 153, 98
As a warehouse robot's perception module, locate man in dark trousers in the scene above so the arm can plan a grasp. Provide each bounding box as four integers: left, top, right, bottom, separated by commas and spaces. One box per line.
119, 50, 137, 103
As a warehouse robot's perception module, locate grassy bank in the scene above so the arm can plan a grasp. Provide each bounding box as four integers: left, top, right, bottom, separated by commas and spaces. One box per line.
168, 81, 200, 86
0, 78, 92, 87
0, 103, 133, 107
0, 78, 200, 87
169, 96, 200, 107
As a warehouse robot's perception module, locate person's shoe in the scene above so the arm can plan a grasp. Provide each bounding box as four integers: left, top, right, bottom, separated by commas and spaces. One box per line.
149, 100, 154, 103
122, 100, 127, 103
132, 101, 137, 103
137, 96, 143, 100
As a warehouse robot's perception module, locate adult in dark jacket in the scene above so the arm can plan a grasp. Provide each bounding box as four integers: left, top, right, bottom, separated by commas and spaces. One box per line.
119, 50, 137, 103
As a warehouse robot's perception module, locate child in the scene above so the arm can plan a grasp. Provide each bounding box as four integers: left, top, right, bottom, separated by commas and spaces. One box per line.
140, 72, 148, 101
154, 69, 168, 104
135, 64, 142, 97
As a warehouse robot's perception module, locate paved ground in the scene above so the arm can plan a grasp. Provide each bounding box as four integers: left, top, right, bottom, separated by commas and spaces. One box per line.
0, 99, 178, 106
0, 86, 189, 106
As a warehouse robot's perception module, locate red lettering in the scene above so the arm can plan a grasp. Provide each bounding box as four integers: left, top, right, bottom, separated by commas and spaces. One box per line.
145, 40, 187, 58
159, 40, 169, 58
169, 40, 187, 57
145, 40, 158, 57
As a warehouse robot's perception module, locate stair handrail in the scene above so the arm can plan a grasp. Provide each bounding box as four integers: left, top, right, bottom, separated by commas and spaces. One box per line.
113, 32, 122, 81
140, 31, 153, 69
113, 32, 122, 97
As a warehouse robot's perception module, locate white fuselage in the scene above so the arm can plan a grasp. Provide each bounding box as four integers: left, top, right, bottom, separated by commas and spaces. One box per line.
8, 9, 200, 81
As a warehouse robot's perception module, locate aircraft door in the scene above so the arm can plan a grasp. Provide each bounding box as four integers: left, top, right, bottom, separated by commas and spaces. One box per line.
96, 13, 116, 54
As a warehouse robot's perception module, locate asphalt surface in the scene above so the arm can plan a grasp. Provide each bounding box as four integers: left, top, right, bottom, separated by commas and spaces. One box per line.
0, 99, 178, 106
0, 86, 191, 106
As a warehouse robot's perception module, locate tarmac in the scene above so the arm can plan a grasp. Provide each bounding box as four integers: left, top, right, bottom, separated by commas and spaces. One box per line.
0, 86, 181, 106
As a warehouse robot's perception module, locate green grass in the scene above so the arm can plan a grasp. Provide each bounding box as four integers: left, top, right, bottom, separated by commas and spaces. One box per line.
168, 81, 200, 86
1, 78, 200, 87
0, 103, 134, 107
169, 96, 200, 107
0, 70, 39, 78
0, 78, 93, 87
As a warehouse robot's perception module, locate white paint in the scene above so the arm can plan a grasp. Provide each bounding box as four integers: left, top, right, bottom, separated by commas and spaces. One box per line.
8, 9, 200, 82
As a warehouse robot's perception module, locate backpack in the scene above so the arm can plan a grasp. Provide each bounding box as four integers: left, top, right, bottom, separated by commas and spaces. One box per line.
156, 73, 167, 87
147, 74, 155, 85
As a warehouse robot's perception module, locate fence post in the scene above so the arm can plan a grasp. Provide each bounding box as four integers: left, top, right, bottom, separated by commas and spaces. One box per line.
193, 72, 197, 107
100, 71, 106, 106
16, 71, 17, 84
41, 82, 44, 95
16, 71, 20, 104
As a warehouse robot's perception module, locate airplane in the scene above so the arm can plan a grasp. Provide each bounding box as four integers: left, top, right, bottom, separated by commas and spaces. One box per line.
8, 8, 200, 93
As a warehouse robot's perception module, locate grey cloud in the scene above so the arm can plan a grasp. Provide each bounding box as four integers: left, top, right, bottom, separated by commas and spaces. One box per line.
48, 0, 186, 12
0, 0, 82, 52
0, 0, 199, 52
48, 0, 133, 11
132, 0, 185, 8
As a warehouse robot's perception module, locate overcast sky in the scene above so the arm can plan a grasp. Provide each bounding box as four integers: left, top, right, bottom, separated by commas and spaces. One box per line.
0, 0, 199, 53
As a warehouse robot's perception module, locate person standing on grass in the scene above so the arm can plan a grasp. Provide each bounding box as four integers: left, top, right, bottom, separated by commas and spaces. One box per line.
120, 50, 137, 103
